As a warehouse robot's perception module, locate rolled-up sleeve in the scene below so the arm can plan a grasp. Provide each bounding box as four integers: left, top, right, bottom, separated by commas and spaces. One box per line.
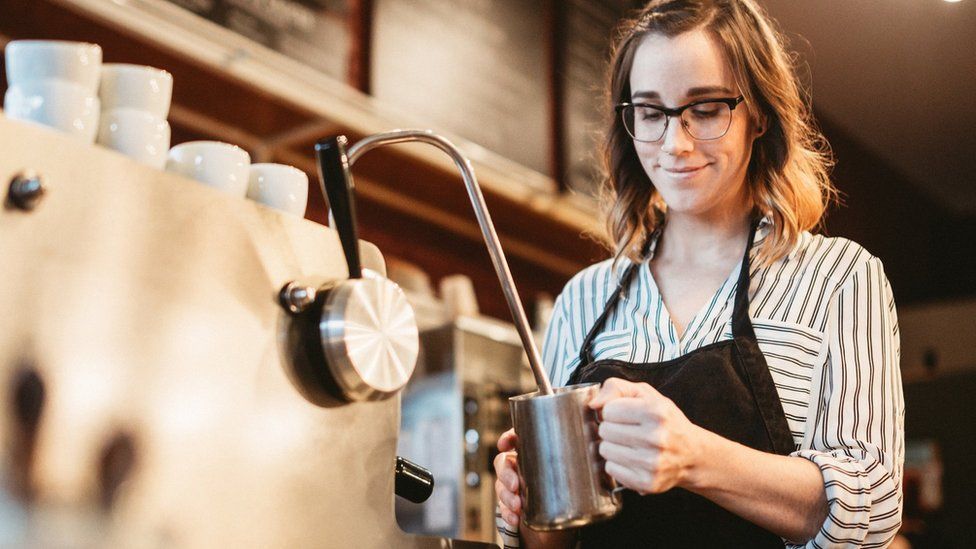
788, 257, 905, 548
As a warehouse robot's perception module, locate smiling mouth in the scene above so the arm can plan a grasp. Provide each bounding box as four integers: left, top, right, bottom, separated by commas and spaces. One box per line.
661, 165, 707, 174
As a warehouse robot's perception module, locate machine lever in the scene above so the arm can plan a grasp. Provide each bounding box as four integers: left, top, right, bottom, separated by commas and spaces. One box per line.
395, 456, 434, 504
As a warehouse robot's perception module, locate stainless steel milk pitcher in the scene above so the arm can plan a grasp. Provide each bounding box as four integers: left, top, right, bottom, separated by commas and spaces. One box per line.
509, 383, 623, 530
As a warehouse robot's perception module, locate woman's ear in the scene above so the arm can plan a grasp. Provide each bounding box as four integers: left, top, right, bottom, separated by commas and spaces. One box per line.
754, 117, 768, 138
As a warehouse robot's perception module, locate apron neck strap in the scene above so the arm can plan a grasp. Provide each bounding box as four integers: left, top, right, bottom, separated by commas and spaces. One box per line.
730, 217, 761, 338
576, 228, 657, 367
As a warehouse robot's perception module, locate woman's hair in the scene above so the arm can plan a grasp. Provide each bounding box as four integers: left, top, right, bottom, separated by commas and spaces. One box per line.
601, 0, 835, 267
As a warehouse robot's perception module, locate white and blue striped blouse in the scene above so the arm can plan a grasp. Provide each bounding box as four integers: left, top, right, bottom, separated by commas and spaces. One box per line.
499, 218, 905, 548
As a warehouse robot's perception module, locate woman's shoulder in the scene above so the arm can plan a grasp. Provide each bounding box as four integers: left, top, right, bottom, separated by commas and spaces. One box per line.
555, 256, 632, 310
785, 230, 888, 287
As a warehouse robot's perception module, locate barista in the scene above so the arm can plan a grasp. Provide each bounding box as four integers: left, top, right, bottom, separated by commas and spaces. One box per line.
493, 1, 904, 548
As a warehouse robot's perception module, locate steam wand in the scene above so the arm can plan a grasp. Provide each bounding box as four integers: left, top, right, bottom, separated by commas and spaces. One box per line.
344, 129, 554, 396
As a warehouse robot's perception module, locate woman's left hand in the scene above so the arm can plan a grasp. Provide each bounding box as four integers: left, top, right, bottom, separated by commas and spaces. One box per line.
589, 377, 705, 495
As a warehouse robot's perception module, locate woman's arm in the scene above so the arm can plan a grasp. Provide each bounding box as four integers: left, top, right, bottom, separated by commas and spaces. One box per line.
784, 257, 904, 547
682, 426, 828, 542
592, 381, 828, 542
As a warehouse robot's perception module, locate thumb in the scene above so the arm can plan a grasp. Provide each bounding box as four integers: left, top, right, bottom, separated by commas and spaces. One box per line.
497, 428, 518, 451
588, 378, 644, 409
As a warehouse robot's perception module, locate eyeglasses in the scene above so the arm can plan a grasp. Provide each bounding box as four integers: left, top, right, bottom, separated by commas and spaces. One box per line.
616, 96, 745, 142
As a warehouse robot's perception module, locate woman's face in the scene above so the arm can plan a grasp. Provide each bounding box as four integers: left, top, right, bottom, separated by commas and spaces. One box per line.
628, 29, 761, 218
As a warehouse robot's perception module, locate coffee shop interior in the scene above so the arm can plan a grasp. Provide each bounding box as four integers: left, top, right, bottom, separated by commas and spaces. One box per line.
0, 0, 973, 547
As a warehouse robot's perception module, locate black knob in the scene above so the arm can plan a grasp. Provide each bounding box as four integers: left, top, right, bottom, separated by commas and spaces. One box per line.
395, 456, 434, 504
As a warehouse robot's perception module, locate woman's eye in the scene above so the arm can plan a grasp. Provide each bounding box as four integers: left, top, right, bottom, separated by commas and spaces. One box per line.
690, 105, 721, 118
640, 110, 664, 121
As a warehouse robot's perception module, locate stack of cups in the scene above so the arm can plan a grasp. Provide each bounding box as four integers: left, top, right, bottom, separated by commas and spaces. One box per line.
96, 64, 173, 169
166, 141, 308, 217
3, 40, 102, 142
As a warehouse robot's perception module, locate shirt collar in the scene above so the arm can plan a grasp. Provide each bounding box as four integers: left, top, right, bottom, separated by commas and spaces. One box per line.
614, 213, 793, 282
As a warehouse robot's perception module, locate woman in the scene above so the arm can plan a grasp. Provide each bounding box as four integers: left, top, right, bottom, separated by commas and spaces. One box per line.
494, 1, 904, 548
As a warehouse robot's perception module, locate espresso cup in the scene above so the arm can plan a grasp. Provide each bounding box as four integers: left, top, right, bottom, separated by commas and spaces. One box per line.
246, 163, 308, 216
97, 108, 171, 169
99, 63, 173, 119
166, 141, 250, 196
3, 80, 100, 142
509, 383, 623, 531
5, 40, 102, 93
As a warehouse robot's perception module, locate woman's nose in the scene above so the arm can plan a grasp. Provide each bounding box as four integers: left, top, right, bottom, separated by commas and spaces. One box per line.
659, 116, 694, 155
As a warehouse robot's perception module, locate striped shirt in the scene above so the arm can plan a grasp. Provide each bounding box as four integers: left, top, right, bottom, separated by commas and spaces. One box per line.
497, 218, 905, 548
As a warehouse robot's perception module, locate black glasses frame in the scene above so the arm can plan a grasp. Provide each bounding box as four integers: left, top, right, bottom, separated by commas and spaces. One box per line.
615, 96, 745, 142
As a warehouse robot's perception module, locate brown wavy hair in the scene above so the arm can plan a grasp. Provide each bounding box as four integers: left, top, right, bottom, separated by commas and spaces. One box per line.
601, 0, 835, 267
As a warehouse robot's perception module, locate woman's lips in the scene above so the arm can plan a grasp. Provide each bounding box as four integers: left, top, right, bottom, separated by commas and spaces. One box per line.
660, 164, 708, 178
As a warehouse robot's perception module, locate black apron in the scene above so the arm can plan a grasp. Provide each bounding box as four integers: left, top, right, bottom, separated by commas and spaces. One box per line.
566, 220, 795, 548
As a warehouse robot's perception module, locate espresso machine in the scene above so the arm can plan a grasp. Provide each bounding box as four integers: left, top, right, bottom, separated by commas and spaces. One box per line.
396, 312, 537, 542
0, 116, 505, 548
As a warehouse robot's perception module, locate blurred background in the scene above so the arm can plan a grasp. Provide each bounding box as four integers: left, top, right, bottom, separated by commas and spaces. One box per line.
0, 0, 972, 547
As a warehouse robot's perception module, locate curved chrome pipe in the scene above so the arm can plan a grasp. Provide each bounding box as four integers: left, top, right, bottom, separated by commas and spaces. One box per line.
347, 130, 553, 395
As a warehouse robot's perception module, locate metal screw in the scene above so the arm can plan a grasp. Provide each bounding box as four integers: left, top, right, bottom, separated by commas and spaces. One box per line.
7, 172, 45, 211
279, 281, 318, 315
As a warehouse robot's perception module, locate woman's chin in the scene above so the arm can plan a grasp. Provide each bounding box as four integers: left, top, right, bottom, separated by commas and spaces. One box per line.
656, 191, 712, 215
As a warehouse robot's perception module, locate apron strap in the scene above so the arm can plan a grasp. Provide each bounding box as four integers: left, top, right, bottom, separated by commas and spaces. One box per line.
730, 218, 796, 455
575, 234, 655, 368
730, 218, 760, 339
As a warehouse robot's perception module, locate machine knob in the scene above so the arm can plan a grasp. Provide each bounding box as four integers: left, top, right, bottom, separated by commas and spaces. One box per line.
395, 456, 434, 504
7, 172, 45, 211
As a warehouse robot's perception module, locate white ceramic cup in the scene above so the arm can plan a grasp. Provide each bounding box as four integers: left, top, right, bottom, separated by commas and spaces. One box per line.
5, 40, 102, 93
99, 63, 173, 119
97, 108, 171, 169
246, 163, 309, 216
3, 80, 100, 142
166, 141, 250, 196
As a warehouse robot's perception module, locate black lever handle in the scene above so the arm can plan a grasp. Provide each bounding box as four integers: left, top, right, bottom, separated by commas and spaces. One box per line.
315, 136, 362, 280
395, 456, 435, 504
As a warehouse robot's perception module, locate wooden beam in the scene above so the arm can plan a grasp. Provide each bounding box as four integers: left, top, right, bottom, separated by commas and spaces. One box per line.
347, 0, 374, 94
544, 0, 568, 192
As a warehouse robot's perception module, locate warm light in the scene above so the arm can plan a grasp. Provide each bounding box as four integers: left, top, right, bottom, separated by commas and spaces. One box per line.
944, 0, 963, 3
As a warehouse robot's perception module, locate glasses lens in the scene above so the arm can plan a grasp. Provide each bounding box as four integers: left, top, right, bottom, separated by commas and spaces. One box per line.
622, 105, 667, 142
682, 101, 733, 140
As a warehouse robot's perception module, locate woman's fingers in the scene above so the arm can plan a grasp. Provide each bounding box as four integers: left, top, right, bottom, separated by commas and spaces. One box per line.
599, 439, 659, 472
495, 477, 521, 512
493, 449, 522, 527
589, 377, 661, 409
599, 418, 664, 448
493, 451, 520, 491
589, 378, 640, 409
498, 498, 520, 528
495, 464, 522, 528
497, 428, 518, 452
605, 458, 655, 495
600, 397, 659, 424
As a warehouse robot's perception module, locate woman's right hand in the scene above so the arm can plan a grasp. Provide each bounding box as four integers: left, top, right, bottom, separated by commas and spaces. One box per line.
494, 428, 522, 528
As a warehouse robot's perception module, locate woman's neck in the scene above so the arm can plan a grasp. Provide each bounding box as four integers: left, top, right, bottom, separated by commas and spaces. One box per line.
657, 207, 752, 264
